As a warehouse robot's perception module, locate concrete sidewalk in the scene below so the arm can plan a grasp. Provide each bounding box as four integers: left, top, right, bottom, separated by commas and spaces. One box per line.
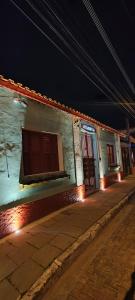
0, 175, 135, 300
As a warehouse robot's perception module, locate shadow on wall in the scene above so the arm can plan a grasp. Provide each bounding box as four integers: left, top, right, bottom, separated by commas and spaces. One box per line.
124, 271, 135, 300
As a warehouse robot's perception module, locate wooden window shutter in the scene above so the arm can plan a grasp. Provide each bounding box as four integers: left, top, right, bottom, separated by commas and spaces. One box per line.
22, 130, 59, 175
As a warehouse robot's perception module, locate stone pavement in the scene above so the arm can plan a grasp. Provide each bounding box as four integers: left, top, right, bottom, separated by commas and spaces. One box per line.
0, 175, 135, 299
44, 193, 135, 300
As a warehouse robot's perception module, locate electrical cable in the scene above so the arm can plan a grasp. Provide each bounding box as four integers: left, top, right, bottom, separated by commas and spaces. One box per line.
43, 0, 135, 116
10, 0, 135, 119
82, 0, 135, 95
10, 0, 117, 100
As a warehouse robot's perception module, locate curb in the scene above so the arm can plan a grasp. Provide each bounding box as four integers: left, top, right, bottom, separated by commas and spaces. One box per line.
22, 188, 135, 300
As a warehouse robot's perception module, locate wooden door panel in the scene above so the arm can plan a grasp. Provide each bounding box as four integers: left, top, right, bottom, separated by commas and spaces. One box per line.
82, 133, 96, 192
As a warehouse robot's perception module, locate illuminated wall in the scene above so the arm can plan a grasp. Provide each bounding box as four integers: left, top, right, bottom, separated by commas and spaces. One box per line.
0, 87, 76, 207
99, 128, 117, 177
114, 134, 123, 171
0, 88, 27, 206
91, 126, 100, 189
73, 117, 84, 186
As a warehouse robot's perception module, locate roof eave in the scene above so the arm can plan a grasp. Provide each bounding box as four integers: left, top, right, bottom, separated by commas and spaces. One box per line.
0, 75, 123, 136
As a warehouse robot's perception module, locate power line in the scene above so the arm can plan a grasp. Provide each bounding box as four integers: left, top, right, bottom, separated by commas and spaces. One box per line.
43, 0, 135, 117
26, 0, 128, 105
82, 0, 135, 94
10, 0, 135, 119
42, 0, 124, 99
10, 0, 116, 99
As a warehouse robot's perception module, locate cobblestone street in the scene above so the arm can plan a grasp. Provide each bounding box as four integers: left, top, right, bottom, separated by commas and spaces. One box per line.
41, 196, 135, 300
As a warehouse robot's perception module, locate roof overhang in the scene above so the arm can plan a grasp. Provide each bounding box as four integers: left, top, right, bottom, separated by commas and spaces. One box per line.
0, 75, 124, 137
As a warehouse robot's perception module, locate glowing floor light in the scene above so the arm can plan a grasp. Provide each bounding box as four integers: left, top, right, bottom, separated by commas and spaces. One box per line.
100, 178, 106, 191
80, 198, 85, 202
15, 229, 21, 235
117, 172, 121, 182
78, 188, 85, 202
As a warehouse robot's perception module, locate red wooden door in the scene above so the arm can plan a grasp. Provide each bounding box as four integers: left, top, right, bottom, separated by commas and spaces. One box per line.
81, 133, 96, 193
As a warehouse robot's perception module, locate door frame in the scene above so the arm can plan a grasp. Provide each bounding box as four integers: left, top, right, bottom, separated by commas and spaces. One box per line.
80, 122, 99, 194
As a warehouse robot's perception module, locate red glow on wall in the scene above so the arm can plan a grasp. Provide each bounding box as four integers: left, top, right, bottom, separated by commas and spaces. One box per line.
100, 178, 106, 191
117, 172, 122, 182
78, 185, 86, 201
0, 185, 85, 239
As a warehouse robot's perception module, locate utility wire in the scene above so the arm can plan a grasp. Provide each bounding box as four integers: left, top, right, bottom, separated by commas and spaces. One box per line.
51, 0, 132, 100
10, 0, 116, 99
42, 0, 123, 99
10, 0, 135, 119
26, 0, 129, 105
82, 0, 135, 94
26, 0, 113, 96
44, 0, 135, 116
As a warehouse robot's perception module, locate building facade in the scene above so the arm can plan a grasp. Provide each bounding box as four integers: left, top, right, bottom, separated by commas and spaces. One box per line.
120, 134, 135, 176
0, 76, 124, 237
98, 128, 123, 189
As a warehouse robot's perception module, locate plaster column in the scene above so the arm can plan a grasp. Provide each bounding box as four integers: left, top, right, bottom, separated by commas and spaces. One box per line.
72, 117, 84, 186
114, 134, 123, 171
96, 126, 105, 189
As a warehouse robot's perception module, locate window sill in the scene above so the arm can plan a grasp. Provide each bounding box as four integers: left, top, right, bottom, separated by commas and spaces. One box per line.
20, 171, 69, 185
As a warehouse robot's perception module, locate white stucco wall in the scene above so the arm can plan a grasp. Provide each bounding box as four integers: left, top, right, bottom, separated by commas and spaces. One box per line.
114, 134, 123, 171
73, 117, 84, 186
98, 128, 117, 177
0, 87, 76, 206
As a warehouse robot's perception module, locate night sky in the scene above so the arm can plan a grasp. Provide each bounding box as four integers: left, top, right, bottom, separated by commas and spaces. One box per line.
1, 0, 135, 129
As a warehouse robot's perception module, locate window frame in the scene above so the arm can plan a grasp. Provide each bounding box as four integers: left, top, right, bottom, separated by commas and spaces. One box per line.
20, 128, 67, 184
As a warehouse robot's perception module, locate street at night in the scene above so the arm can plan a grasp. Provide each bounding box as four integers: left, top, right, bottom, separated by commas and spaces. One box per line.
1, 1, 135, 299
